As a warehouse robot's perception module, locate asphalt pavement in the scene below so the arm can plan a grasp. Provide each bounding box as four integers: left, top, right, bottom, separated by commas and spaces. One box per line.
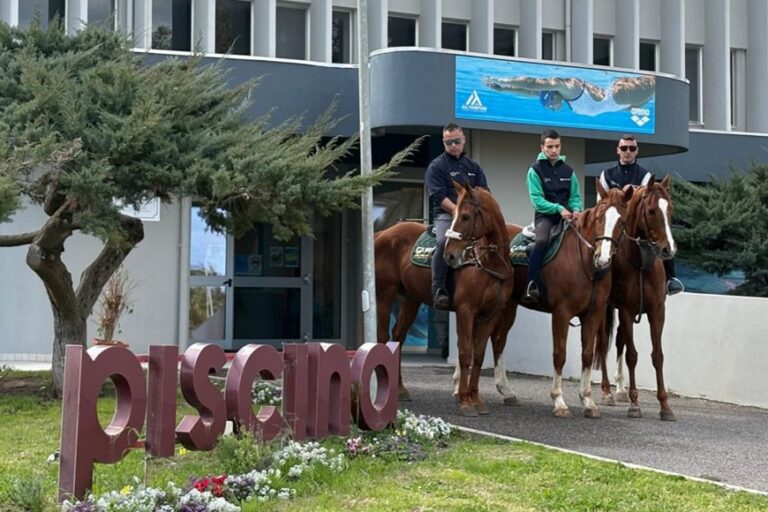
400, 363, 768, 494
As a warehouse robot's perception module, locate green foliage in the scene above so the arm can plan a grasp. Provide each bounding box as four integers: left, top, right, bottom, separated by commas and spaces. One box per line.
672, 165, 768, 296
0, 20, 414, 242
214, 431, 277, 475
5, 474, 51, 512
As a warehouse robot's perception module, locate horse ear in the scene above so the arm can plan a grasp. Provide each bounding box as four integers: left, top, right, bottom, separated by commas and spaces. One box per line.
451, 178, 463, 192
647, 174, 657, 187
660, 174, 671, 190
622, 184, 634, 202
595, 177, 608, 199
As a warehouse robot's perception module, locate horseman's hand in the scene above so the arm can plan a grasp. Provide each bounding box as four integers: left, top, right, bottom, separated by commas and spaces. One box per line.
560, 209, 573, 220
572, 211, 581, 220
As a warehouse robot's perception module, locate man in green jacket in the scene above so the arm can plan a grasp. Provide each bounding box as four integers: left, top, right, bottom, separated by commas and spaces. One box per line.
523, 129, 583, 303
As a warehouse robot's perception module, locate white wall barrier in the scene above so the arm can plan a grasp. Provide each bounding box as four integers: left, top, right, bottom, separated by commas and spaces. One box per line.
449, 293, 768, 409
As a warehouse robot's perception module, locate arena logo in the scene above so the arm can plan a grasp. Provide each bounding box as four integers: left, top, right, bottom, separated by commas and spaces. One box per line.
630, 106, 651, 127
461, 89, 487, 113
58, 341, 400, 501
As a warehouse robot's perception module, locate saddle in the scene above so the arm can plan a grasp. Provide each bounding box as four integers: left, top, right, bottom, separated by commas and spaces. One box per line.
509, 221, 567, 266
409, 225, 438, 268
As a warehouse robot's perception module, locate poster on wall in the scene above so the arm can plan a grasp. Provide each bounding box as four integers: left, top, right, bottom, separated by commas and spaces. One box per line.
269, 246, 284, 267
284, 247, 300, 268
455, 55, 656, 134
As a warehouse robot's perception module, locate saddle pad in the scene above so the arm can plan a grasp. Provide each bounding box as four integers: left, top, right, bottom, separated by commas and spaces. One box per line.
410, 229, 437, 268
509, 230, 565, 267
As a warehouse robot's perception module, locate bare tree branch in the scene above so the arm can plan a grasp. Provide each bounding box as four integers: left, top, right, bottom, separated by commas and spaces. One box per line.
0, 231, 39, 247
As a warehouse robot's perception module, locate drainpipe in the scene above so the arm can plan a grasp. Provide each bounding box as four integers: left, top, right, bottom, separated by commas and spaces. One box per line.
565, 0, 572, 61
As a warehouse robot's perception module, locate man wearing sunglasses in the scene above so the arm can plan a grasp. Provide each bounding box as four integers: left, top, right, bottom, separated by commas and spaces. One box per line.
425, 123, 490, 310
598, 134, 684, 296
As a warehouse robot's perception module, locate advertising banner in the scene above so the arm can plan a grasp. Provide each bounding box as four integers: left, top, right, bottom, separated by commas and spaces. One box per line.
455, 55, 656, 134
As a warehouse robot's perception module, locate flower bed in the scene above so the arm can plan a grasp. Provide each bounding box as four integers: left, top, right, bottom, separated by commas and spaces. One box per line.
61, 410, 453, 512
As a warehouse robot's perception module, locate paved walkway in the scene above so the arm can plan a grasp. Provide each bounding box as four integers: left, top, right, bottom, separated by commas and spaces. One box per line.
401, 364, 768, 494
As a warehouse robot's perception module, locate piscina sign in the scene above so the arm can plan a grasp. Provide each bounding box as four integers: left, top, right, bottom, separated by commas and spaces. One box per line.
58, 341, 400, 501
455, 55, 656, 134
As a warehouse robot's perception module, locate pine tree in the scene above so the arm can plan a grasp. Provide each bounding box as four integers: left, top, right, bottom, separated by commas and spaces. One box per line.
0, 22, 417, 395
673, 165, 768, 296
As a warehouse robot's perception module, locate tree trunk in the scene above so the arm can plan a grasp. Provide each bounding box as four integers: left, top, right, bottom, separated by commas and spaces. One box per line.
51, 304, 87, 396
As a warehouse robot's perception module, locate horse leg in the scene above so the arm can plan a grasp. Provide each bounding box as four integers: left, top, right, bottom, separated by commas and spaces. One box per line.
455, 306, 478, 417
579, 309, 604, 419
614, 315, 629, 403
597, 307, 615, 406
550, 313, 571, 418
648, 305, 675, 421
468, 319, 498, 415
390, 297, 421, 402
618, 309, 641, 418
376, 283, 397, 343
491, 303, 518, 405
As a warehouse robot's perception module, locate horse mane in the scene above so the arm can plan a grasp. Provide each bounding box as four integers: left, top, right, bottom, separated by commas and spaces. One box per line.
472, 187, 511, 247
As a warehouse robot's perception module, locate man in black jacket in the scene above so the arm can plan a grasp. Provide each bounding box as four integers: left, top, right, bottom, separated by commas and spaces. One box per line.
425, 123, 490, 309
599, 134, 684, 295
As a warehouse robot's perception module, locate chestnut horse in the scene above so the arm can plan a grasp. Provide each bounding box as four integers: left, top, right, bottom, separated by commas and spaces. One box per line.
478, 183, 632, 418
596, 175, 677, 421
374, 182, 514, 415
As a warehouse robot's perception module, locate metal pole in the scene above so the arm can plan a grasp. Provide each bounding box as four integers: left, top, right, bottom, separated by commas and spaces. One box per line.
357, 0, 377, 344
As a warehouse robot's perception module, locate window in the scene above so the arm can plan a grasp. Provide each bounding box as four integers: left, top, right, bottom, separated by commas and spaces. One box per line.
89, 0, 115, 29
216, 0, 251, 55
442, 22, 467, 51
685, 46, 701, 123
276, 6, 307, 60
388, 16, 416, 47
494, 27, 515, 57
731, 49, 746, 129
542, 32, 555, 60
49, 0, 65, 24
152, 0, 192, 51
332, 10, 352, 63
593, 36, 612, 66
639, 41, 657, 71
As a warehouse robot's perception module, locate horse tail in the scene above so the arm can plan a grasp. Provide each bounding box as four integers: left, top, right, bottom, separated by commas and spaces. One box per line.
592, 305, 615, 371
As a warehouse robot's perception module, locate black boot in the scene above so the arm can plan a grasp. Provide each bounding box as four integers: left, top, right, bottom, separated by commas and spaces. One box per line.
433, 289, 450, 310
522, 281, 540, 303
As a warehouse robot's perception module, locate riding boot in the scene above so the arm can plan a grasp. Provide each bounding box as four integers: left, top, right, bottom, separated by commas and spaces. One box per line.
432, 214, 451, 310
663, 259, 684, 296
523, 246, 545, 303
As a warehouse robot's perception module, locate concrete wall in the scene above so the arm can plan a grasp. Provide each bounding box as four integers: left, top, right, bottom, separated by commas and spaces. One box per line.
0, 200, 182, 360
449, 293, 768, 409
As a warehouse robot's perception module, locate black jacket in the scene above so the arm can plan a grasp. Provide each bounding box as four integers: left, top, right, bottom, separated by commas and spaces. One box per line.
425, 152, 489, 215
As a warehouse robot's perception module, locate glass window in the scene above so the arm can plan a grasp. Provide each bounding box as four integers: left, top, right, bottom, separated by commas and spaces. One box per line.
388, 16, 416, 47
276, 6, 306, 59
313, 213, 341, 339
640, 41, 656, 71
89, 0, 115, 28
494, 27, 515, 57
152, 0, 192, 51
216, 0, 251, 55
593, 36, 611, 66
442, 22, 466, 51
49, 0, 66, 24
234, 288, 301, 339
731, 49, 746, 130
189, 286, 227, 341
332, 10, 352, 63
234, 225, 301, 278
542, 32, 554, 60
686, 47, 701, 123
190, 207, 226, 277
373, 181, 425, 232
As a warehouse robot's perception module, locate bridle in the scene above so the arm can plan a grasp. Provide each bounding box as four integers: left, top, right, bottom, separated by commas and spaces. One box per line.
623, 188, 669, 259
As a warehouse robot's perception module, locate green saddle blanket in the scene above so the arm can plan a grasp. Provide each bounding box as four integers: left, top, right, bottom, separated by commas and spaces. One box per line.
410, 229, 438, 268
509, 229, 565, 266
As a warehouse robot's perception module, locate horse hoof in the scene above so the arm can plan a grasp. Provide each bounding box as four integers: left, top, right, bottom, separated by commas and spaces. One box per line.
474, 402, 490, 415
399, 390, 412, 402
503, 395, 519, 406
584, 408, 601, 419
627, 406, 642, 419
615, 391, 630, 403
459, 404, 479, 417
553, 407, 571, 418
660, 410, 677, 422
601, 393, 616, 406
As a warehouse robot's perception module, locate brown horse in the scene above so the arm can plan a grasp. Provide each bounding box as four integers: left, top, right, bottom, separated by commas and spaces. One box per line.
596, 175, 677, 421
481, 182, 632, 418
374, 181, 514, 415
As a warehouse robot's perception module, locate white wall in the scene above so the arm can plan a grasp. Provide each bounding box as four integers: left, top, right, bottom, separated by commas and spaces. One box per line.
0, 200, 182, 359
449, 293, 768, 409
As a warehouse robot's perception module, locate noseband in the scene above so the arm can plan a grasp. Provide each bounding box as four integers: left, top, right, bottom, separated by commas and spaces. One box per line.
625, 190, 668, 258
445, 198, 510, 281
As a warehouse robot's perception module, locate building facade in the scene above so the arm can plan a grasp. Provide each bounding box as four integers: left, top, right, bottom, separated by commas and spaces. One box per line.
1, 1, 766, 392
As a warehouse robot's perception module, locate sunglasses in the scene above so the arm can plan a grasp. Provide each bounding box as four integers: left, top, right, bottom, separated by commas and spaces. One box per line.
619, 145, 638, 152
443, 138, 464, 146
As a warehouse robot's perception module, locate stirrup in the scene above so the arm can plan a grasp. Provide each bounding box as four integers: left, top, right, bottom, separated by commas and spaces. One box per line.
667, 278, 684, 296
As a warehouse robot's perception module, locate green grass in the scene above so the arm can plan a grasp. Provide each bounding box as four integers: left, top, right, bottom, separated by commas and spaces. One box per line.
1, 371, 767, 511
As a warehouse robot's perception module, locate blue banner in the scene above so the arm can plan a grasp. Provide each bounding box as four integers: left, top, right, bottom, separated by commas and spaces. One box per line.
455, 55, 656, 134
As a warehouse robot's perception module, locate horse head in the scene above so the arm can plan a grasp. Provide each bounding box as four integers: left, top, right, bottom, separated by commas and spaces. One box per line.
627, 175, 677, 260
589, 179, 633, 270
444, 180, 507, 269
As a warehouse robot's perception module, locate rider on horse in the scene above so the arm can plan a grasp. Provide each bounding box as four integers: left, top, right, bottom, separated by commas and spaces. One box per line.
425, 123, 490, 310
523, 129, 583, 303
598, 134, 684, 295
